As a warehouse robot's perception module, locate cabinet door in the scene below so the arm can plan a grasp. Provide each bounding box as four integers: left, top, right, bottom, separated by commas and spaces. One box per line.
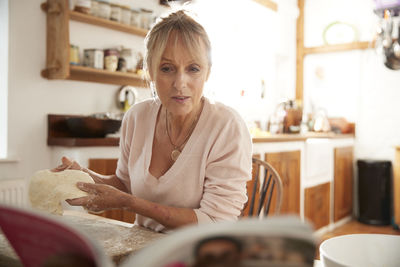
88, 158, 136, 223
265, 151, 301, 215
334, 147, 353, 222
305, 182, 330, 230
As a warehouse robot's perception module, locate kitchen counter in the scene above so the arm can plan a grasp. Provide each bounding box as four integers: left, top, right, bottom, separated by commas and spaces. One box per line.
252, 132, 354, 143
48, 132, 354, 147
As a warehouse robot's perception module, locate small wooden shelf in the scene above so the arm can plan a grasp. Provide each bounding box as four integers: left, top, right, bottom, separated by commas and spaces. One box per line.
303, 41, 374, 55
47, 114, 120, 147
48, 137, 119, 147
68, 65, 148, 87
69, 11, 148, 37
41, 0, 149, 87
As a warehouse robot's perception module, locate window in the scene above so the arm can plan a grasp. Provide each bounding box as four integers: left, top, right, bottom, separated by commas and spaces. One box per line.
0, 0, 9, 158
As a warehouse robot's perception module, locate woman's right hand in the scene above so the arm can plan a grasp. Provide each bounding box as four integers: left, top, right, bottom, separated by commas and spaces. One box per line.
51, 156, 83, 172
52, 156, 107, 185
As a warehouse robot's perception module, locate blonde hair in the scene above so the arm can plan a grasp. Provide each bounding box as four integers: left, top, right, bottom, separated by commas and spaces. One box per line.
144, 10, 212, 83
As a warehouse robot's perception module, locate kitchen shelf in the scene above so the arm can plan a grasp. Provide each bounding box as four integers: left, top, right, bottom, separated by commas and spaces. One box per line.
48, 137, 119, 147
303, 41, 374, 55
43, 65, 147, 87
69, 10, 148, 37
40, 0, 149, 87
47, 114, 120, 147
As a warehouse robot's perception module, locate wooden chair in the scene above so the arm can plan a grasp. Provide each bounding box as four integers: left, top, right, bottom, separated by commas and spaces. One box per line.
242, 158, 284, 218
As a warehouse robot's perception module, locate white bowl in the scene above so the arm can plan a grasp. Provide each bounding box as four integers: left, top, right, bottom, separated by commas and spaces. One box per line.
320, 234, 400, 267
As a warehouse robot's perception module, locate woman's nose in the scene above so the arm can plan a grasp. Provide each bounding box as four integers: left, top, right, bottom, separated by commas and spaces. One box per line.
173, 71, 187, 89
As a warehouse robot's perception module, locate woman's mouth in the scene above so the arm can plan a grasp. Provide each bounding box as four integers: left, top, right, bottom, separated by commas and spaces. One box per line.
172, 96, 190, 103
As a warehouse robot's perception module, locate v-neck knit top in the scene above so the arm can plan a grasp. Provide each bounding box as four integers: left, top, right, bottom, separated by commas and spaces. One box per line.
115, 97, 252, 232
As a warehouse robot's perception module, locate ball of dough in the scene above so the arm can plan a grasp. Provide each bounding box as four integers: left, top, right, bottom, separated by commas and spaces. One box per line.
29, 169, 94, 215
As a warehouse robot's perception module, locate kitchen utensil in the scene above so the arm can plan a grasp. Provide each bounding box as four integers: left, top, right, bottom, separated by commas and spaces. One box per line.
117, 85, 137, 112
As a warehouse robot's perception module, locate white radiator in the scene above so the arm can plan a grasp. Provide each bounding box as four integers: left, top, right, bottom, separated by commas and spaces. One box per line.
0, 179, 26, 207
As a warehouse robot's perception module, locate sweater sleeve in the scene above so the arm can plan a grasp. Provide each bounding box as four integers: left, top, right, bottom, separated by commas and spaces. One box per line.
115, 108, 134, 193
195, 114, 253, 223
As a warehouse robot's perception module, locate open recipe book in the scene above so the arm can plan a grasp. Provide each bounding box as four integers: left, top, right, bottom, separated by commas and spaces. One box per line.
0, 204, 316, 267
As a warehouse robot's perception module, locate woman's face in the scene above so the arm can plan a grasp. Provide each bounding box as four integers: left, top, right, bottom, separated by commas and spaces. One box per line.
154, 33, 210, 118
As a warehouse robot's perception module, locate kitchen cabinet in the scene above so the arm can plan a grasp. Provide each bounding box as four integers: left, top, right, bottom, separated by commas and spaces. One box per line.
88, 158, 136, 223
265, 151, 301, 215
253, 136, 354, 231
304, 182, 330, 229
333, 146, 354, 222
40, 0, 148, 87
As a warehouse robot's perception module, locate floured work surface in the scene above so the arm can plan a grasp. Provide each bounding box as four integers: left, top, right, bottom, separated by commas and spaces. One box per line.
0, 231, 22, 267
62, 211, 165, 265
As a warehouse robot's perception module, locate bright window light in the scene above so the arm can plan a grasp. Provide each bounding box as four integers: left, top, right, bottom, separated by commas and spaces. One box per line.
190, 0, 279, 123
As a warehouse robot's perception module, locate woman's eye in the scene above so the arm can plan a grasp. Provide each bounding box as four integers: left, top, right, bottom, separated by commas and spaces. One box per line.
189, 66, 200, 72
160, 65, 173, 73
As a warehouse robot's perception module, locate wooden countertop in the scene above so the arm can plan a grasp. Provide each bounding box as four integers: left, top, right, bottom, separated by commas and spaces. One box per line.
48, 133, 355, 147
62, 211, 164, 264
0, 210, 165, 266
252, 133, 355, 143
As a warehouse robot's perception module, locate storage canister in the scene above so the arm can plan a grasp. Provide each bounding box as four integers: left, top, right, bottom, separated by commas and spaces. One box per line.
140, 8, 153, 29
97, 0, 111, 19
104, 49, 119, 71
130, 8, 141, 28
110, 3, 122, 22
83, 49, 104, 69
74, 0, 91, 14
121, 5, 131, 25
70, 44, 80, 65
89, 0, 99, 16
120, 48, 134, 72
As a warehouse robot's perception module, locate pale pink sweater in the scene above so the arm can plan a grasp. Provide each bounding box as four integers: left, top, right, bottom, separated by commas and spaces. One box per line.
116, 97, 252, 232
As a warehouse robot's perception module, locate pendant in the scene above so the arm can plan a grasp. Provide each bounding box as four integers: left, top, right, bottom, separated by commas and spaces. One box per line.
171, 149, 181, 161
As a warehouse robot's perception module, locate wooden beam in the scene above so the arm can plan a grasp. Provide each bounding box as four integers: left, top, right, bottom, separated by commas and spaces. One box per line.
304, 41, 374, 55
43, 0, 70, 79
252, 0, 278, 12
295, 0, 305, 102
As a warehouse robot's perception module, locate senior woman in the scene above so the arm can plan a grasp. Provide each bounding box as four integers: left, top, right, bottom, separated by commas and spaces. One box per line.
54, 10, 252, 233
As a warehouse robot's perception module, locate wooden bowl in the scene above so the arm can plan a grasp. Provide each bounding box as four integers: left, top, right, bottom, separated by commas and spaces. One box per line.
66, 116, 121, 138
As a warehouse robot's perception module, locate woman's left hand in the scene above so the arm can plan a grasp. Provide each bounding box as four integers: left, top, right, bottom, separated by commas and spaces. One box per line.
66, 182, 132, 212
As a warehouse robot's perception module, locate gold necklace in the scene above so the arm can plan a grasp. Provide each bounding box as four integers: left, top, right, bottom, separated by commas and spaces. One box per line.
165, 99, 203, 161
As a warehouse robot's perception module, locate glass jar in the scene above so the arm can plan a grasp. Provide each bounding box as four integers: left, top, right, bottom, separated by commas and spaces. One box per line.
110, 3, 122, 22
97, 0, 111, 19
89, 0, 99, 16
130, 8, 141, 28
104, 49, 119, 71
140, 8, 153, 29
120, 48, 134, 72
74, 0, 91, 14
70, 45, 80, 65
121, 5, 131, 25
83, 49, 104, 69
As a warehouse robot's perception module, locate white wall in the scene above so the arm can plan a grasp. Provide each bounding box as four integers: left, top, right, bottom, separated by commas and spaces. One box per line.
303, 0, 400, 162
0, 0, 165, 180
